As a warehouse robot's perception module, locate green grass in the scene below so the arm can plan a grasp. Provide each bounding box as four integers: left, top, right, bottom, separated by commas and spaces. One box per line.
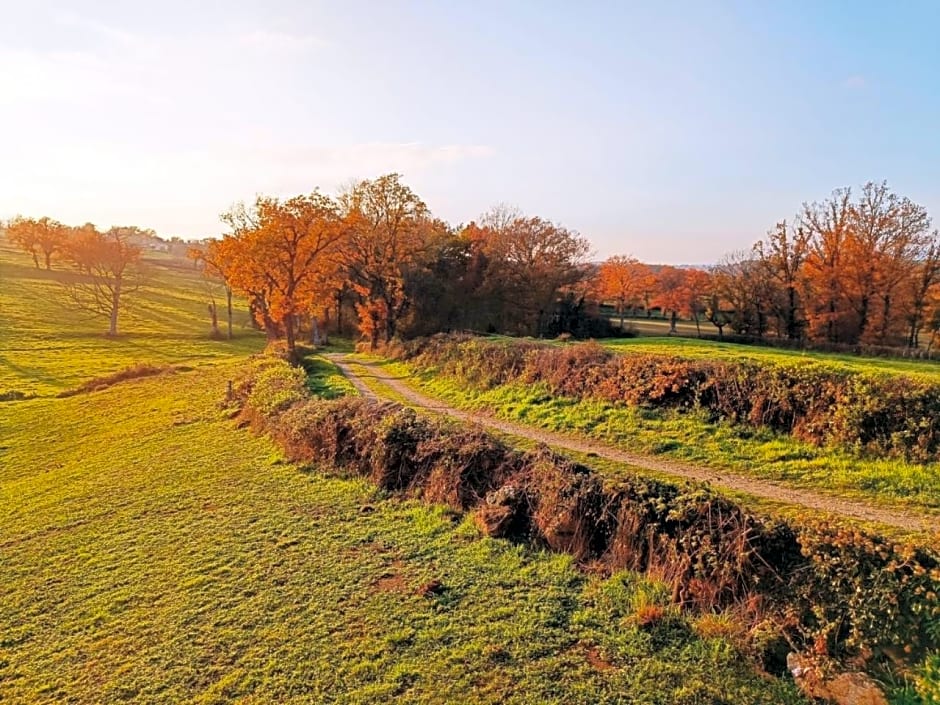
0, 236, 810, 703
0, 364, 806, 704
601, 336, 940, 379
379, 360, 940, 516
0, 239, 265, 397
301, 355, 358, 399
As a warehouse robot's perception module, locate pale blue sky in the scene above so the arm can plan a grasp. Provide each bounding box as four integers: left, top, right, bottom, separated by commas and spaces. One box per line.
2, 1, 938, 262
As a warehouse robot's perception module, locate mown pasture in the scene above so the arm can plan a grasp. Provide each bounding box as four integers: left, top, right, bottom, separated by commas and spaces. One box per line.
0, 239, 263, 397
0, 241, 808, 703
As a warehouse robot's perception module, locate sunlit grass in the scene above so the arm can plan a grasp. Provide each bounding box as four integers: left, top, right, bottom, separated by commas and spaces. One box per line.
0, 240, 264, 397
601, 336, 940, 380
0, 364, 804, 704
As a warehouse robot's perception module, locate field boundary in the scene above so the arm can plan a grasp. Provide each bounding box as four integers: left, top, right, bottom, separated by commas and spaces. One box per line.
328, 354, 937, 533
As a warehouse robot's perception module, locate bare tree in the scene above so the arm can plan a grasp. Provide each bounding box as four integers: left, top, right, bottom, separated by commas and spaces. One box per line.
62, 225, 145, 336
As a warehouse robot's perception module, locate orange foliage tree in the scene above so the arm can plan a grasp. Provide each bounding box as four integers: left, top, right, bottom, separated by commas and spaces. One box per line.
683, 268, 712, 336
217, 192, 346, 354
5, 215, 70, 270
473, 205, 591, 336
595, 255, 643, 331
339, 174, 435, 348
651, 266, 690, 334
188, 242, 236, 340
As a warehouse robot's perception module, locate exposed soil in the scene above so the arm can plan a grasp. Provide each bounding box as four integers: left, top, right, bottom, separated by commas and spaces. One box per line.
328, 355, 938, 533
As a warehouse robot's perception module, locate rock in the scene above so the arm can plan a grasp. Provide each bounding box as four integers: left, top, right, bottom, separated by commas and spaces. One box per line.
475, 484, 526, 538
787, 653, 888, 705
475, 504, 515, 537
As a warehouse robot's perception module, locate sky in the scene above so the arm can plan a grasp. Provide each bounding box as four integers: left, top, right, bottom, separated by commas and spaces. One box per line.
1, 1, 938, 263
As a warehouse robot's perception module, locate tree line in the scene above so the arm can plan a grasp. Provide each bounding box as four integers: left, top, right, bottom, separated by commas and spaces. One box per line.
6, 177, 939, 353
596, 181, 940, 350
191, 174, 594, 354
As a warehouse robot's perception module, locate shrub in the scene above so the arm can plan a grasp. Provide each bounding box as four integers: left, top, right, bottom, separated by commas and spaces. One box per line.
792, 526, 940, 660
242, 359, 308, 423
399, 334, 940, 462
519, 448, 617, 562
415, 428, 521, 509
916, 652, 940, 703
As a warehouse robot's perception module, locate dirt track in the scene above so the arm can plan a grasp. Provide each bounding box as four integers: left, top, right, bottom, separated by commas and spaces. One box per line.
328, 355, 938, 533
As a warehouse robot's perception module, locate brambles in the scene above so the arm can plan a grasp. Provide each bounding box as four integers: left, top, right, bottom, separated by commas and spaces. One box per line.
401, 334, 940, 461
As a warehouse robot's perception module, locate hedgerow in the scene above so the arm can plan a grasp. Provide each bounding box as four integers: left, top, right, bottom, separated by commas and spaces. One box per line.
231, 351, 940, 685
398, 334, 940, 461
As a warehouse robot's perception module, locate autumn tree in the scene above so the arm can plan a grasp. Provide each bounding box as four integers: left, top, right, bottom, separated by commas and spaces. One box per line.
218, 192, 345, 354
841, 182, 933, 344
473, 206, 591, 336
801, 188, 853, 342
339, 174, 437, 348
62, 225, 145, 336
754, 220, 809, 340
596, 255, 643, 331
651, 266, 689, 334
6, 216, 70, 269
905, 238, 940, 348
683, 268, 712, 337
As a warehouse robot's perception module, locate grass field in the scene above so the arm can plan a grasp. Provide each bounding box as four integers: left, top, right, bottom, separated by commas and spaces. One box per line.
0, 242, 809, 702
0, 239, 264, 397
609, 315, 705, 338
602, 336, 940, 379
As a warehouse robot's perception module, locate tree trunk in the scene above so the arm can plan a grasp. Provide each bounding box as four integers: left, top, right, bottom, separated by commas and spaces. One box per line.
32, 251, 39, 269
226, 287, 233, 339
44, 250, 52, 270
879, 294, 891, 344
335, 293, 343, 336
694, 314, 701, 338
857, 295, 870, 343
827, 298, 837, 343
908, 317, 921, 348
384, 299, 395, 343
669, 310, 677, 334
109, 276, 122, 336
285, 314, 296, 354
619, 302, 625, 332
209, 302, 219, 337
786, 286, 798, 340
310, 316, 321, 345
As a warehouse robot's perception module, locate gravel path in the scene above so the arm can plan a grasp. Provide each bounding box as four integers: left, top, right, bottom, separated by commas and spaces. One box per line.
328, 354, 937, 533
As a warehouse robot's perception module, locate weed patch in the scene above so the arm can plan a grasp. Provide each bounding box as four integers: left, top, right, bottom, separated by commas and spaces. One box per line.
57, 363, 175, 396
